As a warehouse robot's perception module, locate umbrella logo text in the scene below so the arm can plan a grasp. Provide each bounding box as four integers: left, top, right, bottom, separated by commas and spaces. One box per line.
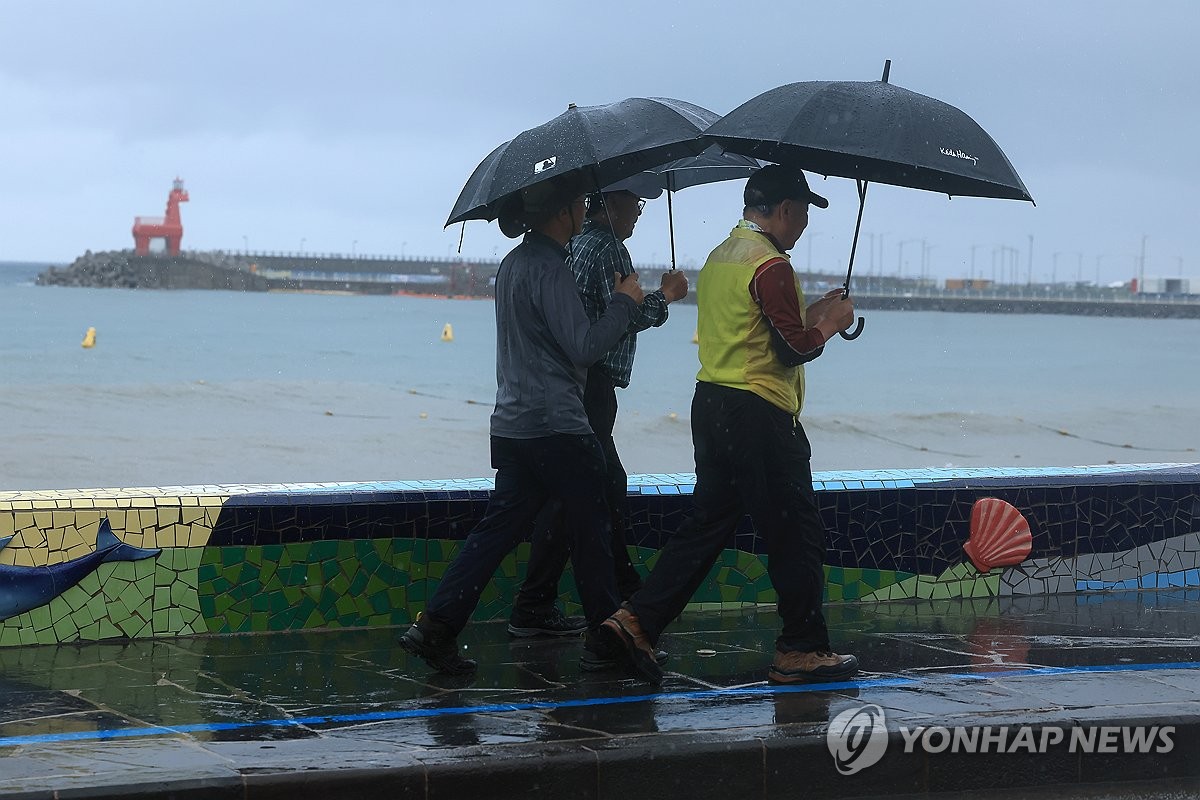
533, 156, 557, 174
940, 147, 979, 166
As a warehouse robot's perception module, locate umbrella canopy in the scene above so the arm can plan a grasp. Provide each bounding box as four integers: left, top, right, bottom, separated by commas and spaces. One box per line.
613, 147, 762, 270
446, 97, 715, 227
704, 63, 1033, 338
704, 78, 1032, 202
650, 145, 763, 192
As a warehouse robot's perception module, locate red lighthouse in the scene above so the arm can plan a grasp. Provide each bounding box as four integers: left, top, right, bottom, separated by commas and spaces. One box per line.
132, 178, 189, 256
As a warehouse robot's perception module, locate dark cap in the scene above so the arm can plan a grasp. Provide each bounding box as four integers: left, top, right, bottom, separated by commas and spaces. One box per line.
496, 170, 590, 238
743, 164, 828, 209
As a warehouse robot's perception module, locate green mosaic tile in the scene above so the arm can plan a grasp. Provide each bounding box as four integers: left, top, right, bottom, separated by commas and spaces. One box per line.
306, 540, 339, 561
0, 628, 20, 646
52, 615, 77, 641
371, 591, 393, 615
29, 605, 52, 631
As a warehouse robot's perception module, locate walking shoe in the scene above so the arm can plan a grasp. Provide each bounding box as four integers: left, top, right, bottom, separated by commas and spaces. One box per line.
398, 620, 477, 675
768, 649, 859, 683
580, 631, 668, 672
598, 604, 663, 684
507, 607, 588, 638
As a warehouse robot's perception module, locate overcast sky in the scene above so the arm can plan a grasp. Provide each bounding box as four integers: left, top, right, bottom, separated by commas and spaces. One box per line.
1, 1, 1195, 285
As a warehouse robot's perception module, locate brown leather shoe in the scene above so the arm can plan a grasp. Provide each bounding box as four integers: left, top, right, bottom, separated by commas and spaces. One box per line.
599, 605, 663, 684
768, 649, 859, 683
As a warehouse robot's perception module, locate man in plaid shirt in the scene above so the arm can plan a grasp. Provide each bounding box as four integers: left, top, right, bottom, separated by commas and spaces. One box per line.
508, 174, 689, 663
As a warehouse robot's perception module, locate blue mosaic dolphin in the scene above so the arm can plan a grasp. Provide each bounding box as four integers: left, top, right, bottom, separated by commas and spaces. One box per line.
0, 518, 161, 621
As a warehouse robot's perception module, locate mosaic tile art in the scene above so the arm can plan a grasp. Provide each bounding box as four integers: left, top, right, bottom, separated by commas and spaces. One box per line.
0, 463, 1197, 646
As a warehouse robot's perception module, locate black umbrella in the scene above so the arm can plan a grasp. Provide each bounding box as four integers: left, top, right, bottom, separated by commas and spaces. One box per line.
446, 97, 714, 228
648, 146, 762, 270
705, 61, 1034, 338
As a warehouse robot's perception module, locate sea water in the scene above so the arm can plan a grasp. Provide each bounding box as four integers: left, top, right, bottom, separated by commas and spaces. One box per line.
2, 262, 1198, 490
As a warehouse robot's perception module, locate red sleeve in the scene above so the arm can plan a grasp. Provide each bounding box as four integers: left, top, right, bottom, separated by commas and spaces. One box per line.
749, 258, 826, 358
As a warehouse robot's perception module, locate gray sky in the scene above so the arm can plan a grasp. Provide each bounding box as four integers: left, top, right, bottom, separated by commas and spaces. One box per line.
1, 0, 1195, 285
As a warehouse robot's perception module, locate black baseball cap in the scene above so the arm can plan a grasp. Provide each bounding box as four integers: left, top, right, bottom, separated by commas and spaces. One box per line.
743, 164, 829, 209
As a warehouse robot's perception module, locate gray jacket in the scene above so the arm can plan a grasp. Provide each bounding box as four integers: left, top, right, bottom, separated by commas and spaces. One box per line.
490, 231, 635, 438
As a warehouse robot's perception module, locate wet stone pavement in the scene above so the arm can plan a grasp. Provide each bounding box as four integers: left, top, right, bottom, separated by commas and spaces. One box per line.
2, 592, 1200, 799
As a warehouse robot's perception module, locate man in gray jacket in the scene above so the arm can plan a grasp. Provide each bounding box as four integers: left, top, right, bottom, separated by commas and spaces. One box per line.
399, 171, 646, 674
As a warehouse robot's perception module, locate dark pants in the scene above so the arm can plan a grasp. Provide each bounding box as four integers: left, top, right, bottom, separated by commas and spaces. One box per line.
423, 433, 621, 633
514, 366, 643, 617
628, 382, 831, 654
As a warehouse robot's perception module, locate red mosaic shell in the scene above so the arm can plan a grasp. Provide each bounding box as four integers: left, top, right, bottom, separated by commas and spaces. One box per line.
963, 498, 1032, 572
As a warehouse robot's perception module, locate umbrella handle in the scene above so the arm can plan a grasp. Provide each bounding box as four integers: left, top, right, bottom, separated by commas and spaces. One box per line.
840, 316, 865, 340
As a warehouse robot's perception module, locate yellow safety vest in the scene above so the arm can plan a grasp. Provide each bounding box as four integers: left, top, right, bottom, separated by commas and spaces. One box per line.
696, 225, 808, 415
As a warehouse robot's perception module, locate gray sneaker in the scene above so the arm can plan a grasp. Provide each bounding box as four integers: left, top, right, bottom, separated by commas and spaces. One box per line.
507, 607, 588, 637
580, 630, 669, 672
398, 621, 477, 675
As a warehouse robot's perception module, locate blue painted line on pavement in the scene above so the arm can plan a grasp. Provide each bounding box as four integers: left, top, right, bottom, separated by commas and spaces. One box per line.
2, 659, 1198, 748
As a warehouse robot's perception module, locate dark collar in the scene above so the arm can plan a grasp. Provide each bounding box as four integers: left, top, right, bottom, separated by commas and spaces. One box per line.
523, 229, 570, 259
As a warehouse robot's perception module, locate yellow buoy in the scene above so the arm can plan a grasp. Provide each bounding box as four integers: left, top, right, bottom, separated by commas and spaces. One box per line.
81, 327, 96, 348
441, 323, 454, 342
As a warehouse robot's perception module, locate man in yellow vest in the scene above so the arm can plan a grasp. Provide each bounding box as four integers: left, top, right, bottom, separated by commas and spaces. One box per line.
598, 164, 859, 684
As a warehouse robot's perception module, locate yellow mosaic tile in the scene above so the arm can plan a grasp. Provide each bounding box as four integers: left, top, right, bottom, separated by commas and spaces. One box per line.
7, 548, 37, 568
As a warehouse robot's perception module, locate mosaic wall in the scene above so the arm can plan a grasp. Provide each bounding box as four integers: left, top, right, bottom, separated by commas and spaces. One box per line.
1, 463, 1198, 646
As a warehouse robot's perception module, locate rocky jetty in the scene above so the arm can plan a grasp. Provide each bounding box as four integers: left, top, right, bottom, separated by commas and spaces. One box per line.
37, 250, 268, 291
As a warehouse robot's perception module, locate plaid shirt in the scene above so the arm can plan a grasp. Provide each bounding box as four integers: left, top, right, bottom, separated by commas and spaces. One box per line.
568, 219, 669, 388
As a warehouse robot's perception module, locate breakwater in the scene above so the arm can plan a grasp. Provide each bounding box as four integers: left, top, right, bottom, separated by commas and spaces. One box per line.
35, 249, 1200, 319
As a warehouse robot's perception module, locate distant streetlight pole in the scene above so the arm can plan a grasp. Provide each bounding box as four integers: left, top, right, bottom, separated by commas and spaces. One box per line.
242, 235, 248, 253
401, 241, 407, 259
1027, 234, 1034, 286
352, 240, 358, 258
1052, 251, 1061, 284
300, 237, 306, 254
1138, 234, 1148, 290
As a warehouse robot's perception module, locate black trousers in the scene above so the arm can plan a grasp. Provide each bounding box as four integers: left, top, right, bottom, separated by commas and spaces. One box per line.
513, 366, 643, 616
423, 433, 621, 633
628, 382, 831, 654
